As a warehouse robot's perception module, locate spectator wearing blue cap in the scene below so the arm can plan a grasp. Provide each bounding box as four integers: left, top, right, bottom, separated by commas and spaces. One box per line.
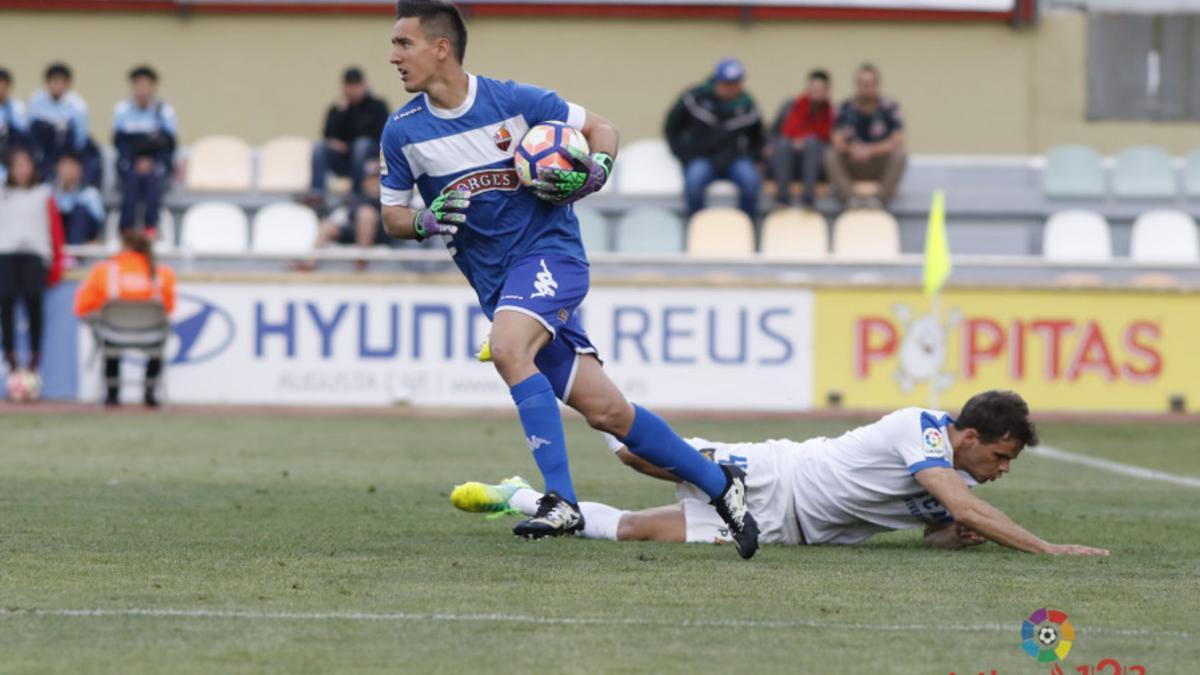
664, 58, 765, 221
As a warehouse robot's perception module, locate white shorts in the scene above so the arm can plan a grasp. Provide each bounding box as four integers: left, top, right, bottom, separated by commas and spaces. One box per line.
674, 438, 806, 546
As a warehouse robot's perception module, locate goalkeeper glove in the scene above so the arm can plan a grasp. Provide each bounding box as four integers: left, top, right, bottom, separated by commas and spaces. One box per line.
413, 189, 471, 240
531, 146, 613, 205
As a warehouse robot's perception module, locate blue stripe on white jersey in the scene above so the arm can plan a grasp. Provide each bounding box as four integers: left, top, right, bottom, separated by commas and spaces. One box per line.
379, 74, 588, 317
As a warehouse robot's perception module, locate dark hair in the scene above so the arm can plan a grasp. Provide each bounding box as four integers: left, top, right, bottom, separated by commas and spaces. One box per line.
0, 68, 11, 85
956, 390, 1038, 448
3, 146, 39, 188
58, 150, 83, 164
396, 0, 468, 64
857, 62, 880, 79
808, 69, 830, 84
122, 229, 157, 279
342, 66, 365, 84
129, 65, 158, 82
45, 62, 72, 82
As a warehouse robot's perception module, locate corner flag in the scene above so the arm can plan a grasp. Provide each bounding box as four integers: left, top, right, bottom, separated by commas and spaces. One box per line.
923, 189, 952, 298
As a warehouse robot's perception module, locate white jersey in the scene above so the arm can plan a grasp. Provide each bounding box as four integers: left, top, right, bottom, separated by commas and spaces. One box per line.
787, 408, 977, 545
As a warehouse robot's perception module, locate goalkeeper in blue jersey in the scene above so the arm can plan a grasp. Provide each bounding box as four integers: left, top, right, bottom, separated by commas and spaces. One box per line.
379, 0, 759, 558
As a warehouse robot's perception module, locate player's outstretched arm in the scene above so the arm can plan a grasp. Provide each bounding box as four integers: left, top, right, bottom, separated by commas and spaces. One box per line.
916, 468, 1110, 556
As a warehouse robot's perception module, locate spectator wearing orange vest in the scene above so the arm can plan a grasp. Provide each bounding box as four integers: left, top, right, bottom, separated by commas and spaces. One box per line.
1, 146, 64, 380
75, 229, 175, 407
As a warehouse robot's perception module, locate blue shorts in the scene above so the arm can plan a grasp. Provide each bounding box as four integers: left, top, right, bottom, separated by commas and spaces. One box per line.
495, 254, 599, 401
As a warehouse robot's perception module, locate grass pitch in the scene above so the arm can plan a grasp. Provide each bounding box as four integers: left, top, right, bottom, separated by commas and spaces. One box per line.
0, 411, 1197, 674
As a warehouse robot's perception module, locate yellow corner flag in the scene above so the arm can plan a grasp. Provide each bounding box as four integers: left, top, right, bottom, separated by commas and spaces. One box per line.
923, 189, 952, 298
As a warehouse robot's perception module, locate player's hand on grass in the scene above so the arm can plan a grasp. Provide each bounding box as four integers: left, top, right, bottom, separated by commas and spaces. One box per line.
1047, 543, 1110, 557
413, 189, 471, 240
954, 523, 987, 547
531, 147, 613, 205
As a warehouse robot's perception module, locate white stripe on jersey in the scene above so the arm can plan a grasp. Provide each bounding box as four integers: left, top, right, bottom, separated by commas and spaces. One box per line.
380, 186, 413, 208
401, 114, 529, 180
565, 102, 586, 130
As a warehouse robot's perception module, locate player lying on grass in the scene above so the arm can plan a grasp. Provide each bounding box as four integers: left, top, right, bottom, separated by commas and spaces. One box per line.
452, 390, 1110, 556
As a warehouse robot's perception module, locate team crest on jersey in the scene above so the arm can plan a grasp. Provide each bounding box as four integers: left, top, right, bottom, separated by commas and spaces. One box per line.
441, 168, 521, 196
557, 308, 569, 324
923, 428, 945, 455
493, 124, 512, 152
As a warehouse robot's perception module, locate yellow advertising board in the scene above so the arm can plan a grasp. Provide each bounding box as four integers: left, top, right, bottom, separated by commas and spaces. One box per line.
812, 287, 1200, 413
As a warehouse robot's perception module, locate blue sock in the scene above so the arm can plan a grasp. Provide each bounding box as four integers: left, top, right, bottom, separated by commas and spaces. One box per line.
511, 373, 576, 504
620, 404, 727, 498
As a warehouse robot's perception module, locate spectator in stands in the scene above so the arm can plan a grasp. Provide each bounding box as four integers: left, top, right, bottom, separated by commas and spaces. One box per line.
665, 58, 765, 221
75, 229, 175, 407
770, 69, 835, 209
824, 63, 907, 209
28, 62, 101, 186
0, 67, 30, 185
308, 67, 389, 204
54, 152, 105, 245
300, 159, 387, 272
113, 65, 177, 235
0, 147, 64, 378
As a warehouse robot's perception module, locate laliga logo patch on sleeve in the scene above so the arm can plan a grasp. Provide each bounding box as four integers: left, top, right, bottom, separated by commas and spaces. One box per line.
379, 149, 388, 177
923, 428, 946, 456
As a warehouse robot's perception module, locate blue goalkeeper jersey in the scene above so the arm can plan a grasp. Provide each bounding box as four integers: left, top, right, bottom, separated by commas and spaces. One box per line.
379, 74, 589, 317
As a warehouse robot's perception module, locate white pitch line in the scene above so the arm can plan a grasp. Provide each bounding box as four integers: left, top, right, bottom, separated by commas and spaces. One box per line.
0, 608, 1190, 639
1031, 445, 1200, 489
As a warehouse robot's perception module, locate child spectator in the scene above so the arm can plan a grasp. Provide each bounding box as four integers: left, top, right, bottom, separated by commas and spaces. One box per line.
28, 63, 102, 186
54, 152, 106, 245
0, 67, 30, 185
113, 65, 177, 235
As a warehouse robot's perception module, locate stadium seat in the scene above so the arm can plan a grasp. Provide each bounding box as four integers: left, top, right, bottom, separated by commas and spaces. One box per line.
831, 209, 900, 259
1129, 210, 1199, 262
1183, 148, 1200, 199
1042, 210, 1111, 262
613, 139, 683, 196
614, 207, 685, 254
257, 136, 312, 193
184, 135, 253, 192
1113, 145, 1175, 199
1042, 145, 1105, 199
760, 208, 828, 259
251, 202, 320, 255
104, 209, 176, 254
686, 208, 754, 257
574, 206, 610, 252
179, 202, 250, 253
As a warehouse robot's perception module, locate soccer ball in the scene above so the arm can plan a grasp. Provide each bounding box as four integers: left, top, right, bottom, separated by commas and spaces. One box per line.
1038, 625, 1059, 645
5, 369, 42, 403
513, 121, 590, 187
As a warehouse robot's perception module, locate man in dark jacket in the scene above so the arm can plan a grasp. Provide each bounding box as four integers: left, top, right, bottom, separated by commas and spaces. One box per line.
664, 59, 764, 220
309, 67, 389, 201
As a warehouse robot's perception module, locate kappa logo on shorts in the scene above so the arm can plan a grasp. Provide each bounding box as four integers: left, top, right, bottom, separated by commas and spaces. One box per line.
493, 124, 512, 152
531, 259, 558, 299
557, 308, 569, 324
441, 168, 521, 197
